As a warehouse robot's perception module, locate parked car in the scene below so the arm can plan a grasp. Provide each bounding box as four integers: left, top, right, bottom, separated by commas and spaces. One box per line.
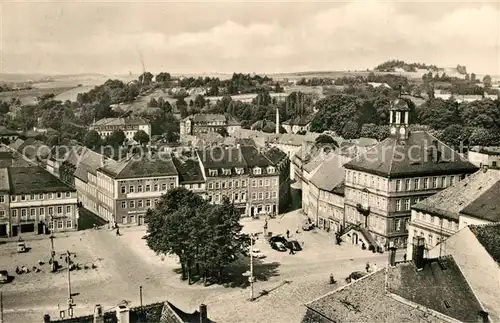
345, 271, 367, 283
17, 242, 27, 253
251, 249, 266, 259
287, 240, 302, 251
271, 241, 287, 252
0, 270, 9, 283
269, 235, 288, 244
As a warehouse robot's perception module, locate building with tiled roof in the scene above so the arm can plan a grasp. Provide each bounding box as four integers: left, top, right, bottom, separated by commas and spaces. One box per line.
171, 150, 206, 197
282, 114, 314, 134
307, 153, 350, 234
303, 256, 488, 323
90, 117, 151, 142
0, 126, 19, 142
97, 153, 179, 225
180, 113, 241, 139
0, 166, 78, 237
408, 168, 500, 261
343, 98, 478, 250
428, 224, 500, 321
43, 302, 212, 323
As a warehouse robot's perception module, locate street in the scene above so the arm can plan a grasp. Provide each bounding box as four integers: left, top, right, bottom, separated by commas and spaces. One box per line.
0, 210, 402, 323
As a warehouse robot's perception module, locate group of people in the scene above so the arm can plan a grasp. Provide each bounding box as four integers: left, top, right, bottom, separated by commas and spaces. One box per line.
15, 265, 40, 274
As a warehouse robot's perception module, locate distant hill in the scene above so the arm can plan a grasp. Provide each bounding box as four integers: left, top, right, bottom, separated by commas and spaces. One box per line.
374, 60, 439, 73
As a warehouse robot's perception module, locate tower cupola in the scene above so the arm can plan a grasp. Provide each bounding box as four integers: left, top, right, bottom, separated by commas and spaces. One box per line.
389, 98, 410, 140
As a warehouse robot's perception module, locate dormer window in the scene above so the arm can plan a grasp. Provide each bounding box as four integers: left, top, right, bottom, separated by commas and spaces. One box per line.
253, 167, 262, 175
209, 169, 218, 176
235, 168, 244, 175
267, 166, 275, 174
222, 168, 231, 176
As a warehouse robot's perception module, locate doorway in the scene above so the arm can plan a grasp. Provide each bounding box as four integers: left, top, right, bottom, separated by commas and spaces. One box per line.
12, 225, 18, 237
352, 232, 359, 244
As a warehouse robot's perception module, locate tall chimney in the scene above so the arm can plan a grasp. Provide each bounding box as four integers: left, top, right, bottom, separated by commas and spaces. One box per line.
412, 236, 425, 271
199, 304, 208, 323
275, 107, 280, 134
94, 304, 104, 323
43, 314, 51, 323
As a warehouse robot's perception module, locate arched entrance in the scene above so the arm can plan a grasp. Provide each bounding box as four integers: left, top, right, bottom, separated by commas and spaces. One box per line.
250, 206, 255, 218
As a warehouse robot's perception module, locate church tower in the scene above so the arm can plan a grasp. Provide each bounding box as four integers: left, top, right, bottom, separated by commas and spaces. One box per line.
389, 98, 410, 140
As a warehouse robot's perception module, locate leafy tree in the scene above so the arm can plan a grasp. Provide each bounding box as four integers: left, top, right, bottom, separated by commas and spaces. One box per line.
164, 130, 180, 143
315, 134, 339, 148
483, 75, 492, 87
176, 97, 188, 118
144, 188, 246, 284
216, 128, 229, 137
148, 97, 158, 108
342, 121, 361, 139
83, 130, 102, 148
194, 95, 206, 109
158, 98, 172, 113
138, 72, 154, 85
156, 72, 171, 83
133, 130, 150, 146
106, 129, 126, 146
469, 127, 498, 146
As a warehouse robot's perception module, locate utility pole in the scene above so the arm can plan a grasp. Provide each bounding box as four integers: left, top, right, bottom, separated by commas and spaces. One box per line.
139, 286, 143, 308
249, 234, 254, 301
1, 291, 4, 323
66, 250, 74, 318
49, 217, 56, 272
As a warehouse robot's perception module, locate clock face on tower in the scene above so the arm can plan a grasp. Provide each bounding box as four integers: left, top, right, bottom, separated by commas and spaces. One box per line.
390, 127, 396, 135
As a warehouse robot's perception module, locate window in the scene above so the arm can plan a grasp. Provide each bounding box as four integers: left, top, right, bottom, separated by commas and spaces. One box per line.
441, 176, 446, 187
137, 200, 143, 208
432, 177, 437, 188
129, 186, 135, 193
10, 196, 16, 202
21, 195, 26, 201
228, 181, 232, 189
65, 192, 71, 198
122, 201, 127, 209
396, 199, 401, 211
405, 179, 411, 191
145, 185, 151, 192
39, 194, 44, 199
0, 210, 4, 217
253, 167, 262, 175
170, 183, 174, 189
234, 193, 239, 201
265, 192, 270, 199
404, 199, 410, 210
48, 207, 54, 215
146, 200, 151, 207
137, 185, 143, 192
154, 198, 158, 205
414, 178, 420, 190
39, 208, 44, 216
395, 219, 402, 231
30, 208, 36, 216
0, 196, 3, 203
267, 166, 275, 174
209, 183, 213, 189
30, 194, 35, 200
428, 233, 433, 246
252, 193, 257, 200
154, 184, 159, 191
258, 192, 263, 200
492, 161, 498, 167
222, 168, 231, 176
57, 192, 62, 198
57, 206, 62, 214
57, 221, 63, 229
353, 173, 357, 183
241, 193, 246, 201
396, 180, 401, 191
242, 180, 247, 187
121, 186, 126, 193
252, 180, 257, 187
47, 221, 53, 229
208, 195, 213, 202
66, 220, 72, 228
215, 182, 220, 189
222, 182, 226, 189
235, 181, 239, 188
161, 183, 167, 190
20, 209, 26, 217
235, 168, 244, 175
265, 179, 270, 186
273, 178, 278, 186
12, 210, 17, 217
209, 169, 218, 176
129, 201, 135, 208
423, 178, 429, 189
450, 176, 455, 186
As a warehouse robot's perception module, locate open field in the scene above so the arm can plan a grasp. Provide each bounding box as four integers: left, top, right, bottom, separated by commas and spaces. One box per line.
0, 87, 76, 105
1, 210, 403, 323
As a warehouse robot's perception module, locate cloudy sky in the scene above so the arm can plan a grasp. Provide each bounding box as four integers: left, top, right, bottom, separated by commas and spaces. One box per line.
1, 0, 499, 75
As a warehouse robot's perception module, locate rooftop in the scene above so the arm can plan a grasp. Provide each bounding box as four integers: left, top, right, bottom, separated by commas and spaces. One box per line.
304, 257, 484, 323
171, 152, 204, 184
261, 146, 288, 165
282, 114, 314, 126
344, 131, 478, 178
240, 146, 273, 169
198, 146, 246, 170
7, 166, 74, 194
0, 126, 19, 136
309, 153, 350, 194
98, 154, 178, 179
92, 117, 149, 127
460, 181, 500, 221
413, 168, 500, 220
185, 113, 227, 123
469, 223, 500, 265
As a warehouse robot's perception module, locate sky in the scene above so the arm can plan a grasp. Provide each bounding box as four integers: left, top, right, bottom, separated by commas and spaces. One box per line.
1, 0, 499, 75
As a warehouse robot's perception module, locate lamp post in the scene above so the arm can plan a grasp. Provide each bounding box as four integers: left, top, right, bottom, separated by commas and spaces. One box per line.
248, 232, 262, 301
49, 216, 56, 272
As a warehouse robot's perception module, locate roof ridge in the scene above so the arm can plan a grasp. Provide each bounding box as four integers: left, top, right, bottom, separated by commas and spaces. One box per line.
387, 140, 397, 176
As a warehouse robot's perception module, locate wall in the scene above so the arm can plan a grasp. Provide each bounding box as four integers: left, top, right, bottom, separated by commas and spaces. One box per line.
467, 151, 500, 168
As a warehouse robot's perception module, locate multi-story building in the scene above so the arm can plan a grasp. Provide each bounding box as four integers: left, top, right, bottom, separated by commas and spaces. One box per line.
97, 153, 179, 225
171, 150, 206, 197
407, 167, 500, 258
0, 127, 19, 143
241, 146, 280, 217
467, 146, 500, 169
90, 117, 151, 142
198, 146, 249, 216
281, 115, 314, 134
308, 153, 350, 234
261, 146, 291, 213
180, 114, 241, 138
0, 166, 78, 237
342, 98, 478, 249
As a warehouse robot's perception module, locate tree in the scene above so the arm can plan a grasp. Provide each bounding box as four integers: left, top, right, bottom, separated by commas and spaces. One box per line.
158, 98, 172, 113
194, 95, 206, 109
144, 188, 246, 284
138, 72, 154, 85
176, 98, 188, 118
216, 128, 229, 137
342, 121, 361, 139
83, 130, 102, 148
148, 98, 158, 108
156, 72, 171, 84
106, 130, 126, 146
483, 75, 492, 87
315, 134, 339, 148
133, 130, 150, 146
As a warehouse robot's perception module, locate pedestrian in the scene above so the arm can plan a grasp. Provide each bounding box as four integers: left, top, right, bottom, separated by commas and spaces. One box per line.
286, 229, 290, 238
289, 247, 294, 255
403, 253, 407, 261
116, 225, 120, 236
366, 261, 370, 273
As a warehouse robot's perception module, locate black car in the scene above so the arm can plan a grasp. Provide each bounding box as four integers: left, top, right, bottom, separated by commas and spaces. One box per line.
270, 241, 288, 252
269, 235, 288, 244
287, 240, 302, 251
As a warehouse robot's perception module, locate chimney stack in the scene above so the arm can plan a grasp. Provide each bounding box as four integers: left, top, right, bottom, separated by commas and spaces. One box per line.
43, 314, 51, 323
199, 304, 208, 323
412, 236, 426, 271
116, 305, 130, 323
94, 304, 104, 323
478, 311, 489, 323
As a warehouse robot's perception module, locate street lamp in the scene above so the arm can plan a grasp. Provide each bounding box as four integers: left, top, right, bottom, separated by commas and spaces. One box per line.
248, 232, 262, 301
